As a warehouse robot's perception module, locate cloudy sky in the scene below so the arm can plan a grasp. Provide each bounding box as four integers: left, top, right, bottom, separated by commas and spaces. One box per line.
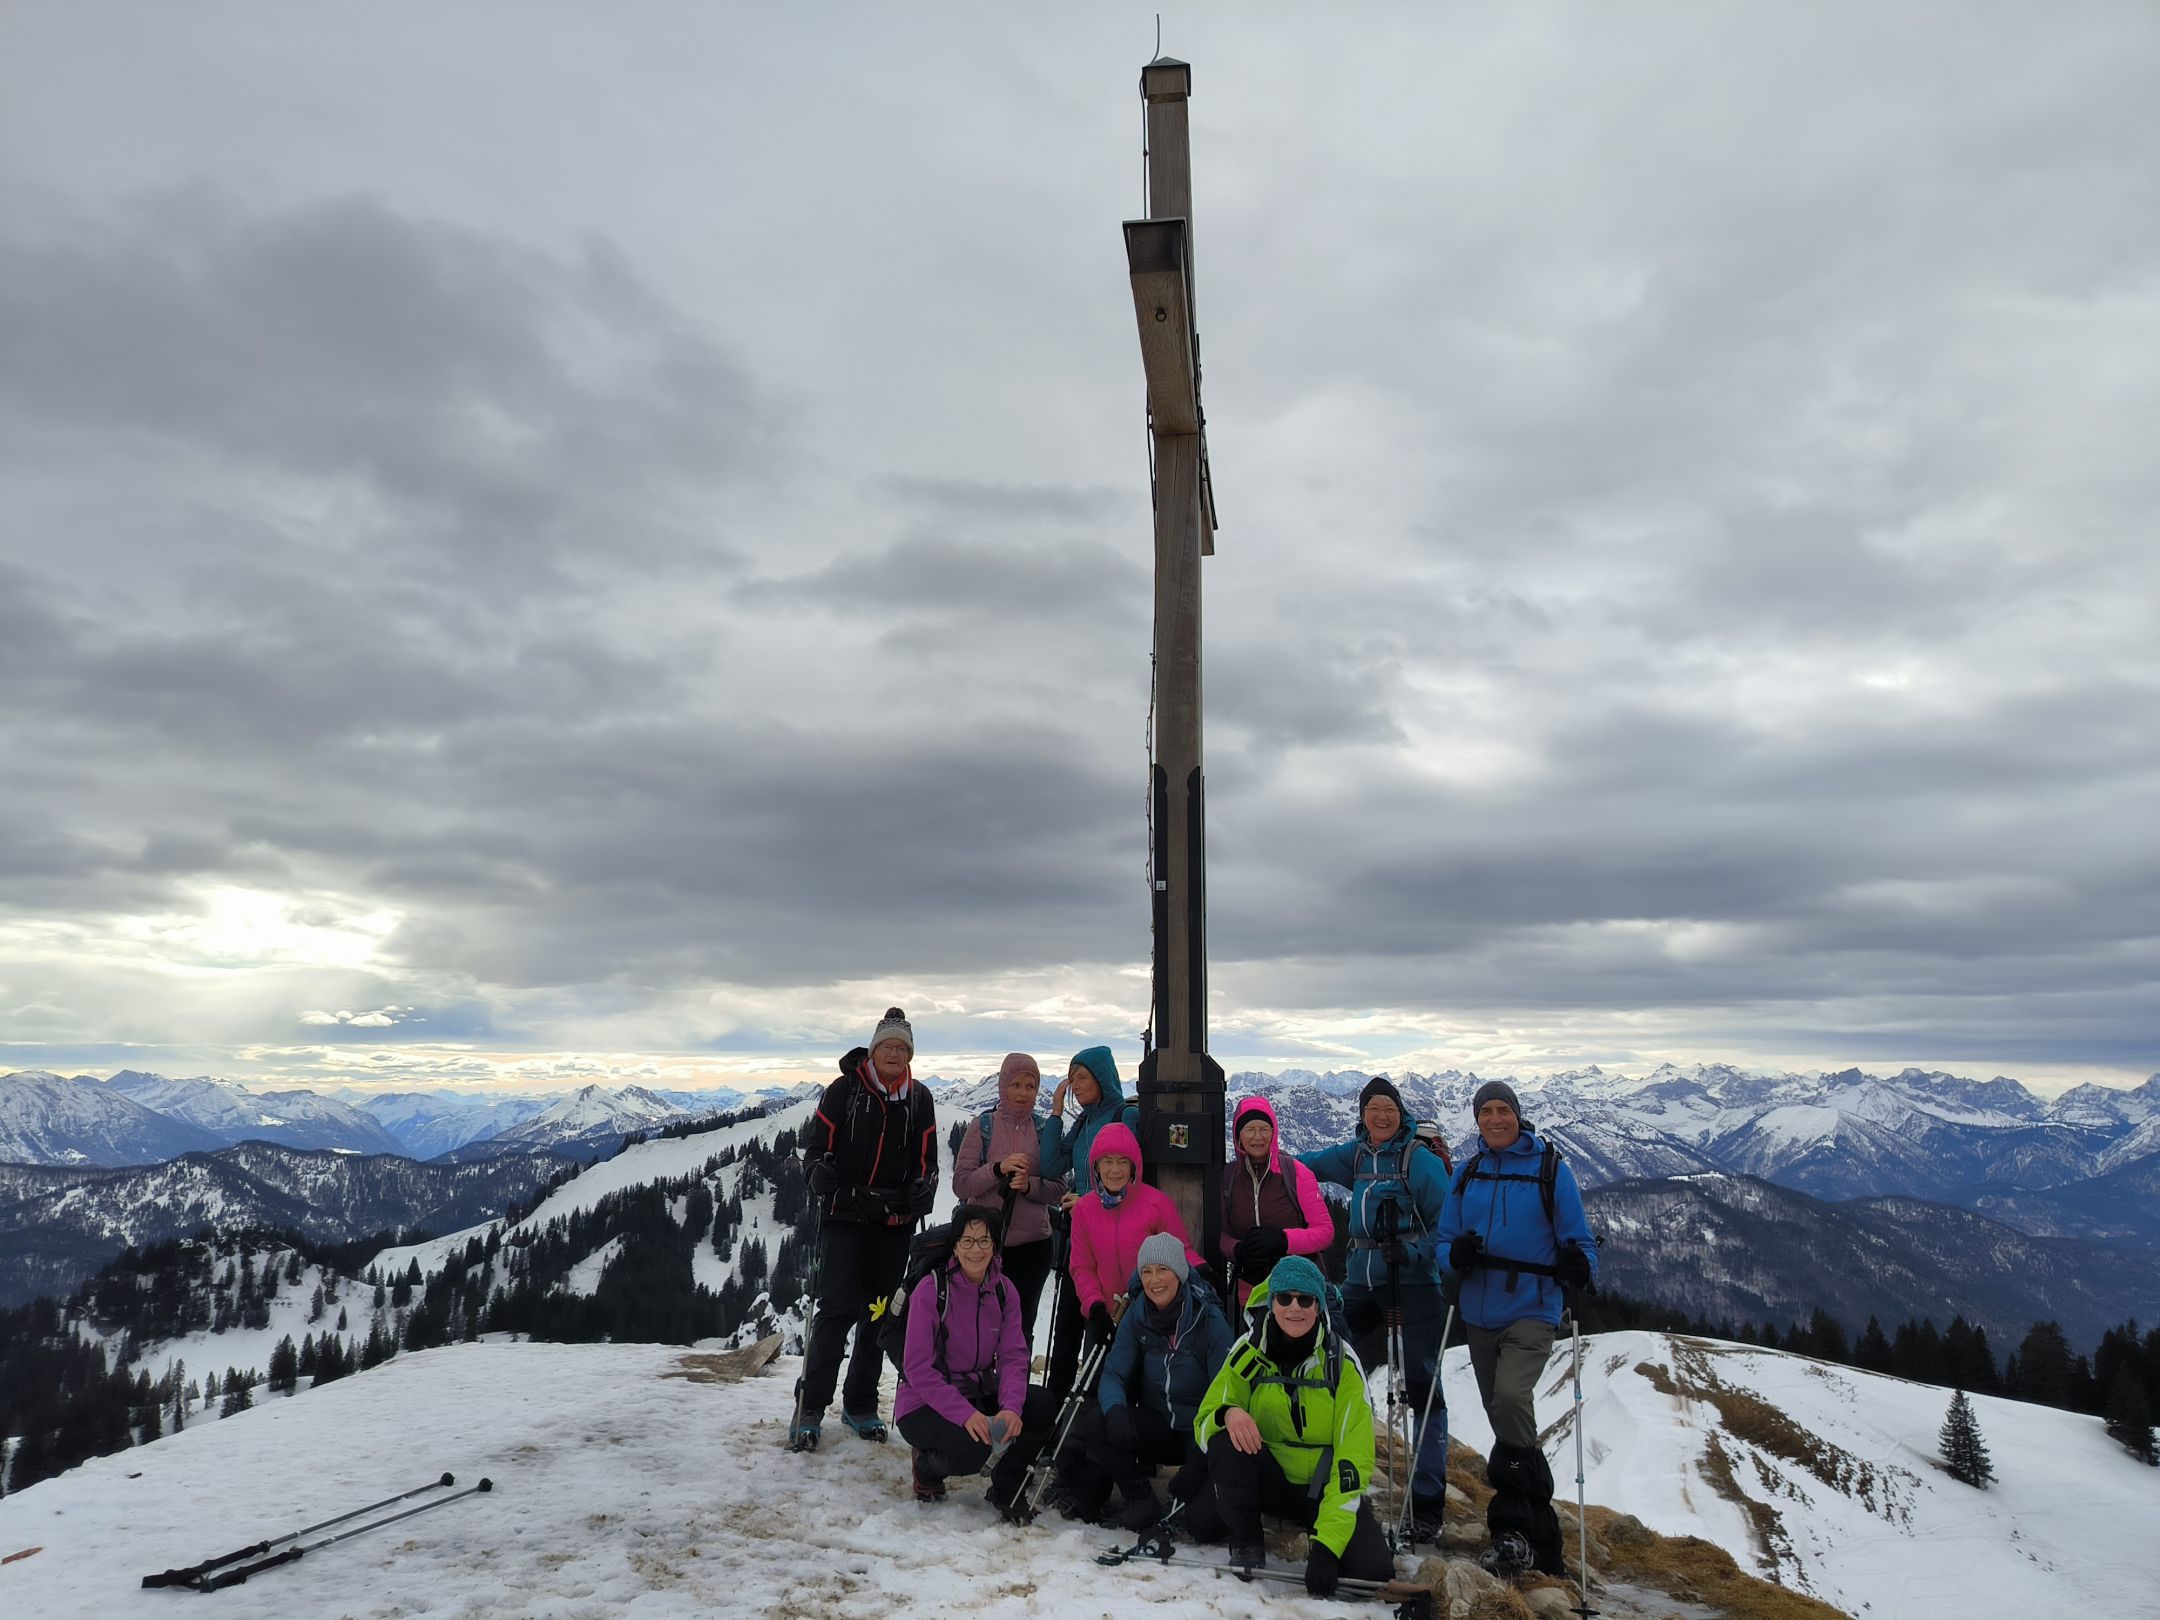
3, 3, 2156, 1096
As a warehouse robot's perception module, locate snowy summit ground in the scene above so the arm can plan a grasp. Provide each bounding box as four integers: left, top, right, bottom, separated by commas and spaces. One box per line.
7, 1330, 2158, 1620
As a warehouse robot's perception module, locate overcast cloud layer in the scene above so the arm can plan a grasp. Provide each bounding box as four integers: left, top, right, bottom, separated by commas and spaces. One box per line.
2, 3, 2156, 1093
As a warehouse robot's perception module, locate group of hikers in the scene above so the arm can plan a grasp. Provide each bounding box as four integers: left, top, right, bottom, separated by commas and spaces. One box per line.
791, 1007, 1600, 1594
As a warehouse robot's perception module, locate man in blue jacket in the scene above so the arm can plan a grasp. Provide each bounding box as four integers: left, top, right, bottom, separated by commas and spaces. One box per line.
1297, 1075, 1453, 1537
1438, 1080, 1598, 1577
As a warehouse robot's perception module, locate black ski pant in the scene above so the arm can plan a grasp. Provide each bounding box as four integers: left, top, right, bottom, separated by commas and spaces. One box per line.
1080, 1400, 1207, 1505
1000, 1236, 1053, 1347
896, 1384, 1060, 1502
1184, 1430, 1394, 1580
1044, 1265, 1085, 1408
799, 1217, 912, 1421
1345, 1277, 1449, 1502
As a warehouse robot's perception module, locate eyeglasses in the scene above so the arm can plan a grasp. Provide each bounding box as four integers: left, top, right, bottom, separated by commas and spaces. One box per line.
1273, 1291, 1318, 1310
954, 1236, 995, 1251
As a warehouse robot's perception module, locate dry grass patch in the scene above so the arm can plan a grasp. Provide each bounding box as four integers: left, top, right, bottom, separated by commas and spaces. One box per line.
1588, 1507, 1846, 1620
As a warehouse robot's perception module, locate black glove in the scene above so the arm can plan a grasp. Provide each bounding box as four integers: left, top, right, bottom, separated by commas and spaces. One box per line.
1304, 1541, 1341, 1599
1371, 1197, 1401, 1244
907, 1176, 937, 1218
1104, 1403, 1138, 1452
806, 1155, 840, 1198
1087, 1303, 1116, 1347
1344, 1295, 1384, 1338
1556, 1242, 1593, 1290
1448, 1233, 1485, 1273
1233, 1226, 1289, 1281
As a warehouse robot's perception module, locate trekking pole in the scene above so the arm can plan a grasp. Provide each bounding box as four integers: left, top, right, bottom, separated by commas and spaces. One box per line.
193, 1479, 493, 1591
1568, 1312, 1598, 1619
1024, 1338, 1109, 1514
1383, 1259, 1409, 1550
1393, 1300, 1454, 1549
788, 1192, 828, 1450
142, 1474, 458, 1588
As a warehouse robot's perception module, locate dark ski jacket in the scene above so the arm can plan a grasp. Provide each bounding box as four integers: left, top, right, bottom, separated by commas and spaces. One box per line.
1098, 1269, 1236, 1430
803, 1047, 939, 1227
1298, 1121, 1450, 1291
1437, 1126, 1597, 1330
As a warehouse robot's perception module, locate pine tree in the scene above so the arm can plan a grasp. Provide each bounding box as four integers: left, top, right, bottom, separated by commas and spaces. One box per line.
1940, 1389, 1995, 1488
2104, 1367, 2157, 1465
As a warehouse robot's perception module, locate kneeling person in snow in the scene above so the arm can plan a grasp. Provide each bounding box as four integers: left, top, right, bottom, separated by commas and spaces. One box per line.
1065, 1232, 1234, 1527
1438, 1080, 1598, 1577
1185, 1255, 1396, 1599
893, 1204, 1058, 1521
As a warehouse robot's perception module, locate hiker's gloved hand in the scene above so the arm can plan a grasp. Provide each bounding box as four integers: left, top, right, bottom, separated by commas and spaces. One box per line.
1087, 1303, 1117, 1347
907, 1176, 938, 1217
807, 1155, 840, 1197
1556, 1242, 1592, 1289
1304, 1542, 1341, 1599
1233, 1226, 1288, 1281
1344, 1295, 1383, 1337
1104, 1403, 1138, 1452
1448, 1233, 1485, 1273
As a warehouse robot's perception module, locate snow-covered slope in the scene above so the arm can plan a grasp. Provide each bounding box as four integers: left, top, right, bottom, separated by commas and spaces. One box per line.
1446, 1330, 2160, 1620
6, 1332, 2155, 1620
441, 1083, 697, 1162
0, 1340, 1347, 1620
0, 1071, 225, 1165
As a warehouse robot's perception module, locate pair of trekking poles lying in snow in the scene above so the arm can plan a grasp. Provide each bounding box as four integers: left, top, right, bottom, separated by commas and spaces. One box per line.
140, 1473, 493, 1593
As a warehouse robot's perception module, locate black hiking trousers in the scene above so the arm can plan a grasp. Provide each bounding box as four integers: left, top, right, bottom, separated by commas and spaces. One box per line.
800, 1217, 912, 1421
1185, 1429, 1394, 1581
896, 1384, 1059, 1502
1081, 1400, 1208, 1503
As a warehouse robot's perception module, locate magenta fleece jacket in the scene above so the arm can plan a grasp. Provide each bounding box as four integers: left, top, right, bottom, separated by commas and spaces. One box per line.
1067, 1122, 1200, 1314
893, 1258, 1029, 1428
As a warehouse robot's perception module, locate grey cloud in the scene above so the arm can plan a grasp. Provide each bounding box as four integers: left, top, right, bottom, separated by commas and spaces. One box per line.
744, 532, 1148, 624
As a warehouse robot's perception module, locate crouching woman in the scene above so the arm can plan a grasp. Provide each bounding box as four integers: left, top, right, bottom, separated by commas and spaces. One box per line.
893, 1204, 1057, 1521
1185, 1255, 1396, 1599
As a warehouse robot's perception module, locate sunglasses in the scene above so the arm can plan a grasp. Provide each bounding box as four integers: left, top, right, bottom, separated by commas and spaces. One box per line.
1273, 1291, 1319, 1310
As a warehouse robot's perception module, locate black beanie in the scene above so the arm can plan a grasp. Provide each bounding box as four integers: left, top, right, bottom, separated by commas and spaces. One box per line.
1471, 1080, 1522, 1120
1359, 1075, 1405, 1115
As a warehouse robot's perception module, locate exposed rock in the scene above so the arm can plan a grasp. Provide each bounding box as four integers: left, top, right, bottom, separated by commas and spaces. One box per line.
1525, 1587, 1579, 1620
1602, 1512, 1653, 1548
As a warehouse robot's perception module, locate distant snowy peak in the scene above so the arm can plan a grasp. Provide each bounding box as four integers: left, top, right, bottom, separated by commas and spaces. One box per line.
0, 1070, 227, 1166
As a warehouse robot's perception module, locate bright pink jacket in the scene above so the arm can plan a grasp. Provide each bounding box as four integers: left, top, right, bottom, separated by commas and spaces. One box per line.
1068, 1123, 1201, 1314
1219, 1094, 1336, 1306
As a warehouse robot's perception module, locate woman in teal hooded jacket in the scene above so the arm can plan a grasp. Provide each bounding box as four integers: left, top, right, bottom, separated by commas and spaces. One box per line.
1040, 1045, 1139, 1406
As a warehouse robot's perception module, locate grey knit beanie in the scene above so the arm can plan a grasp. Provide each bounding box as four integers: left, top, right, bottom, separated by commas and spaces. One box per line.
1136, 1231, 1190, 1282
1471, 1079, 1521, 1121
871, 1006, 915, 1056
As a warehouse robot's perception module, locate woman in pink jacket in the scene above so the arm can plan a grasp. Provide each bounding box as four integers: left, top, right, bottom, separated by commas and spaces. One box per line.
1219, 1094, 1335, 1308
1068, 1123, 1200, 1348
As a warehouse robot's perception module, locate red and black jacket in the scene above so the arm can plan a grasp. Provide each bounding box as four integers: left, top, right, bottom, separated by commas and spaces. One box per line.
804, 1047, 939, 1226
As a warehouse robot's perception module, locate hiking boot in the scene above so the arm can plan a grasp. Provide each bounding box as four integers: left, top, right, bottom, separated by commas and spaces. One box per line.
1407, 1491, 1446, 1544
986, 1483, 1037, 1526
840, 1408, 888, 1443
1227, 1543, 1266, 1575
911, 1448, 948, 1503
1479, 1531, 1534, 1576
786, 1415, 822, 1453
1113, 1487, 1166, 1531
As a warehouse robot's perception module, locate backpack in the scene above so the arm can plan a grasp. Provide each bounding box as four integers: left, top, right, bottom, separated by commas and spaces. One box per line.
1459, 1139, 1562, 1227
876, 1216, 959, 1374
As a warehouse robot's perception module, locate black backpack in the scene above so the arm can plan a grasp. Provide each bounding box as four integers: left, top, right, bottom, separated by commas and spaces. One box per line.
1458, 1139, 1562, 1226
876, 1216, 958, 1373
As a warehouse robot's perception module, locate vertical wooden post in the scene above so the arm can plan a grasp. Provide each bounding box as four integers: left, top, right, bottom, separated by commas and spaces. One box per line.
1125, 56, 1225, 1267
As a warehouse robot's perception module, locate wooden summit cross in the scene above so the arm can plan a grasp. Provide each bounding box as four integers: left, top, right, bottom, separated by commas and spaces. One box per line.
1124, 56, 1225, 1261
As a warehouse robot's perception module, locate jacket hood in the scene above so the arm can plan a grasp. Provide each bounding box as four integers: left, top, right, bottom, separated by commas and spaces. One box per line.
1089, 1120, 1144, 1175
1232, 1094, 1283, 1175
1071, 1046, 1126, 1115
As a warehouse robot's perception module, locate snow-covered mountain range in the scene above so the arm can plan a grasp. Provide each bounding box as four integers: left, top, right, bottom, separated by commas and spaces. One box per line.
1222, 1064, 2160, 1242
0, 1070, 817, 1168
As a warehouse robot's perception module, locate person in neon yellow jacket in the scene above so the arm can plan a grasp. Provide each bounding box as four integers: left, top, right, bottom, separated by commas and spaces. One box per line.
1183, 1255, 1396, 1598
